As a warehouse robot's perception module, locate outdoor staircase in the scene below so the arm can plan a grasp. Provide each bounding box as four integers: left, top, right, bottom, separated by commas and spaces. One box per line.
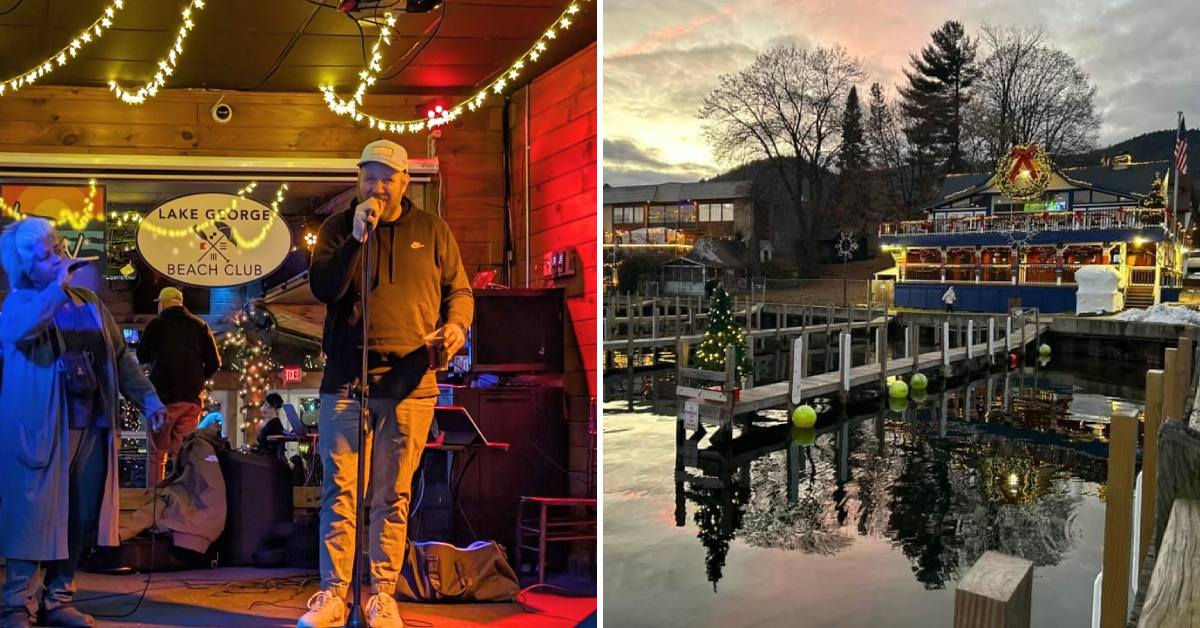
1125, 285, 1156, 309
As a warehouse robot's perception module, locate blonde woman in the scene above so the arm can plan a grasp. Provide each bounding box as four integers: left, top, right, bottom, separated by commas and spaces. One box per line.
0, 217, 165, 628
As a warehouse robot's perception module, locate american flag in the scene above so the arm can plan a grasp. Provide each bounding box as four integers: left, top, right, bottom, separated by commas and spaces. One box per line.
1176, 115, 1188, 176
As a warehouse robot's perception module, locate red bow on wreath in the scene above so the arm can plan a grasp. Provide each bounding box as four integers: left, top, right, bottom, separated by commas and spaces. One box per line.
1008, 145, 1039, 183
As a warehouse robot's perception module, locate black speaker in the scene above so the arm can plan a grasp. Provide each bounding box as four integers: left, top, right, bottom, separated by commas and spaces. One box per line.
471, 288, 564, 372
216, 449, 293, 565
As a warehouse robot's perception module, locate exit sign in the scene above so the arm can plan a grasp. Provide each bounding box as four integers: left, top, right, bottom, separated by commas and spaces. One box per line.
281, 366, 303, 384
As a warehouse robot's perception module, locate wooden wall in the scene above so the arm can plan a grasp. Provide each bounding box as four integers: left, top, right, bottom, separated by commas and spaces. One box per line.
0, 86, 506, 273
509, 43, 597, 496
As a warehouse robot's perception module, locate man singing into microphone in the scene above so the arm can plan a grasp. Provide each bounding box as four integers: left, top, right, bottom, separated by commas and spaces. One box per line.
299, 139, 473, 628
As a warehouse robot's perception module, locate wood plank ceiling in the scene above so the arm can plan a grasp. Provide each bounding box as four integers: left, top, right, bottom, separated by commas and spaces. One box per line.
0, 0, 596, 97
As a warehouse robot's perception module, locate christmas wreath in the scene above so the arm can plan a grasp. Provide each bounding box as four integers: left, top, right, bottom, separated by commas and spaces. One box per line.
994, 144, 1052, 202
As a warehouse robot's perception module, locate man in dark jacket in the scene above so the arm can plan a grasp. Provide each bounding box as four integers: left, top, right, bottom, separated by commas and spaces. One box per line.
137, 286, 221, 487
298, 139, 472, 628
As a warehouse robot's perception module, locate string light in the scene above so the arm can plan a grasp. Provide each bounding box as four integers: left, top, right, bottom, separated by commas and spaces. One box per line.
136, 181, 285, 249
0, 1, 128, 97
108, 0, 208, 105
320, 0, 588, 134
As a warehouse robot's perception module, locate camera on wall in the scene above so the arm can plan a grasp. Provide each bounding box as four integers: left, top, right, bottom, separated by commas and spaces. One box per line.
211, 102, 233, 123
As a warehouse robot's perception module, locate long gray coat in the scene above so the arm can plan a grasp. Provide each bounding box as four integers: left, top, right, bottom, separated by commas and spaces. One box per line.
0, 284, 163, 561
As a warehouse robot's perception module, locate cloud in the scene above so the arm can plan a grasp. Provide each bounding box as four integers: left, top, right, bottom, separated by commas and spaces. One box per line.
612, 4, 738, 57
603, 138, 716, 185
604, 0, 1200, 166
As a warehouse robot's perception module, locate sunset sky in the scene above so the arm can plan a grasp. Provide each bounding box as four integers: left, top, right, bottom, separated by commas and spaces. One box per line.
603, 0, 1199, 186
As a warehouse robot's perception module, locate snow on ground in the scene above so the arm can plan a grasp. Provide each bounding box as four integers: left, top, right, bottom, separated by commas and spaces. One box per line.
1114, 303, 1200, 326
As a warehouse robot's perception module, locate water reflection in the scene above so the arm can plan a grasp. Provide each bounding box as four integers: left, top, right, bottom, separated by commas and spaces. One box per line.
673, 365, 1139, 592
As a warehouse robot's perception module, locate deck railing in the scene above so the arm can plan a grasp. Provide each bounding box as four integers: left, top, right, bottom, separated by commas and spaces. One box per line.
879, 207, 1167, 237
901, 262, 1091, 285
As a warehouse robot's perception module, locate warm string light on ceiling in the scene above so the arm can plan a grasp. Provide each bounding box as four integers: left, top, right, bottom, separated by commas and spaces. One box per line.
320, 0, 588, 134
108, 0, 208, 105
0, 0, 127, 97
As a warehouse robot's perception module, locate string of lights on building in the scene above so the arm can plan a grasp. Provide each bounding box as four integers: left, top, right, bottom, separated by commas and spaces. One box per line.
320, 0, 587, 134
108, 0, 208, 105
0, 0, 127, 96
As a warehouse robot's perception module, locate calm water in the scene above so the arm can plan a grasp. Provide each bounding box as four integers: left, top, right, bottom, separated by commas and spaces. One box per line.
604, 357, 1144, 627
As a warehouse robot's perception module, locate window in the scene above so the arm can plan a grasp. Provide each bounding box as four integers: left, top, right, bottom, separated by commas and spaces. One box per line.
698, 202, 735, 222
648, 205, 667, 225
613, 205, 644, 225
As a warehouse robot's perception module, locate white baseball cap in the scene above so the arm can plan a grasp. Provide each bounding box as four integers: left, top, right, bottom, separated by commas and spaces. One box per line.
357, 139, 408, 173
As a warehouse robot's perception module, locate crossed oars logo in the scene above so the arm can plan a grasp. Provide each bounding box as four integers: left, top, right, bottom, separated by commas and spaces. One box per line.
193, 221, 238, 263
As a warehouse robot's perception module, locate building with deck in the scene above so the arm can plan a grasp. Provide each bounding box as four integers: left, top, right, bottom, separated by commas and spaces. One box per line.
603, 181, 773, 286
878, 146, 1195, 313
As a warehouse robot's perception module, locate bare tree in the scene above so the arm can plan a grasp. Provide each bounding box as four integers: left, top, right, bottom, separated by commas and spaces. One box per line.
699, 43, 865, 269
865, 82, 921, 218
966, 25, 1101, 161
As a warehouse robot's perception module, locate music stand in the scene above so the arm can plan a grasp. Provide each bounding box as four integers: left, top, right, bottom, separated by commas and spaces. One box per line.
431, 406, 488, 448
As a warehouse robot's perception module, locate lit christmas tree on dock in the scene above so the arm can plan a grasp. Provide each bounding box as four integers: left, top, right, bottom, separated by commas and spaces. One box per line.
693, 286, 753, 380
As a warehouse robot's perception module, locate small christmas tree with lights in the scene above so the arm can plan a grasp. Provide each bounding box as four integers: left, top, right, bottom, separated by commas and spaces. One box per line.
219, 306, 276, 427
693, 286, 753, 380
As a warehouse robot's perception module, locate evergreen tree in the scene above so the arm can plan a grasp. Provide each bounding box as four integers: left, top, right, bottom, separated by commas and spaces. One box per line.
839, 86, 867, 173
899, 20, 980, 174
833, 86, 874, 227
693, 287, 753, 380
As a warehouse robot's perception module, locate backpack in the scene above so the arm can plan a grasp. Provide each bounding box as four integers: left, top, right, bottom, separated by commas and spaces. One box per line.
397, 540, 520, 603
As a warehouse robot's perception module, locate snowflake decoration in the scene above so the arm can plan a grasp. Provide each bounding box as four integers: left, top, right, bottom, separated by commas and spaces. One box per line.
835, 231, 859, 262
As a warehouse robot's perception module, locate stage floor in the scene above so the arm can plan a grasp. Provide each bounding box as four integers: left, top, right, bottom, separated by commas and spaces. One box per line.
2, 567, 595, 627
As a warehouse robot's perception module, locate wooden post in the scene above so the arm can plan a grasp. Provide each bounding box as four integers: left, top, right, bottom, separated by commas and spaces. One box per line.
1164, 348, 1179, 421
988, 318, 996, 364
1174, 337, 1193, 421
911, 322, 920, 376
775, 304, 784, 380
1140, 369, 1165, 562
840, 331, 852, 393
953, 551, 1033, 628
674, 295, 680, 337
879, 319, 889, 389
789, 336, 804, 409
625, 331, 635, 412
722, 344, 737, 432
1137, 499, 1200, 628
651, 297, 658, 339
1100, 407, 1139, 628
943, 321, 951, 372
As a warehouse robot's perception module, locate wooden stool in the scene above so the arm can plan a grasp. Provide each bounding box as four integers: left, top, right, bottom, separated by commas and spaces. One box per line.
515, 496, 597, 583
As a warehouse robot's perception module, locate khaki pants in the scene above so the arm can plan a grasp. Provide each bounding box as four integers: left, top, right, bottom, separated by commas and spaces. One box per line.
317, 393, 435, 597
147, 401, 201, 487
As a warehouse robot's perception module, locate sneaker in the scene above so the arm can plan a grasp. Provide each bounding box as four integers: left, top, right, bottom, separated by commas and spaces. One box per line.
365, 592, 403, 628
44, 606, 95, 627
297, 590, 347, 628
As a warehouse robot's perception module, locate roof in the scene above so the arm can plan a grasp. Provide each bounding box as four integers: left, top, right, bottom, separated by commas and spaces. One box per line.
603, 181, 752, 205
683, 237, 749, 268
929, 160, 1171, 209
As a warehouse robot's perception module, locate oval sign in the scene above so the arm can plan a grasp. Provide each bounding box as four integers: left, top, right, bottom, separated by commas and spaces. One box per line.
137, 193, 292, 288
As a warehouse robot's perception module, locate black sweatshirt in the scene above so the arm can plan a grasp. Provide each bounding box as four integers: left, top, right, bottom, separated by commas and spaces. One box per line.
137, 305, 221, 404
309, 197, 473, 399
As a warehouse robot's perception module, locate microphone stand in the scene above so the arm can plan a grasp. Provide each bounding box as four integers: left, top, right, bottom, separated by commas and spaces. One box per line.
345, 227, 372, 628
